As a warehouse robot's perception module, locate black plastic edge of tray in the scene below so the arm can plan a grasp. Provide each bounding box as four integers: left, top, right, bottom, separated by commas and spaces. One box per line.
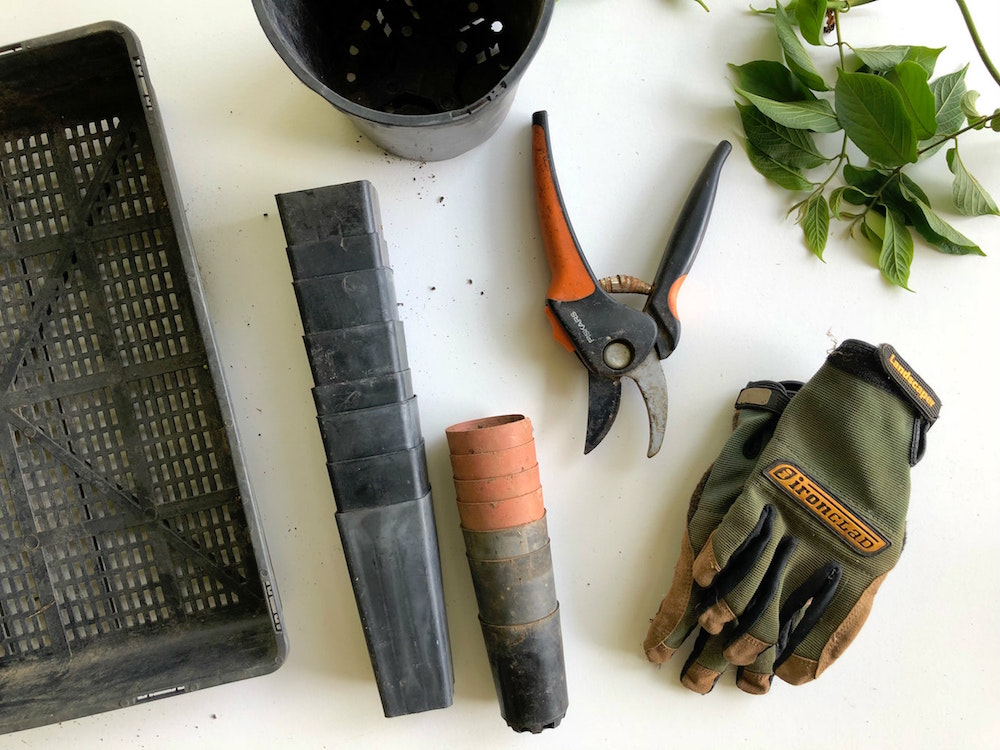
110, 23, 287, 662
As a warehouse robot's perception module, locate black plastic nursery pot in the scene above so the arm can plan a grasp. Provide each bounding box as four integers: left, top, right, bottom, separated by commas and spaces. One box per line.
253, 0, 555, 160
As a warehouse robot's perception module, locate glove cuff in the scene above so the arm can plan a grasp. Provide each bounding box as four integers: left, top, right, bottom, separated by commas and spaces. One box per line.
735, 380, 802, 415
828, 340, 940, 423
827, 339, 940, 464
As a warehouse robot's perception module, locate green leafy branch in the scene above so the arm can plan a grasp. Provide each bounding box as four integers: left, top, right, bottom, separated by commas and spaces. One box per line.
732, 0, 999, 289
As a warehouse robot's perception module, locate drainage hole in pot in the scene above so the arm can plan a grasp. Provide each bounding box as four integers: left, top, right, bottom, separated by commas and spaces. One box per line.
491, 20, 503, 32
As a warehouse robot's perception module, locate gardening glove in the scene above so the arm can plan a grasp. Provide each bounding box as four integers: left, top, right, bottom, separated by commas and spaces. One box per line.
687, 340, 939, 692
643, 380, 801, 686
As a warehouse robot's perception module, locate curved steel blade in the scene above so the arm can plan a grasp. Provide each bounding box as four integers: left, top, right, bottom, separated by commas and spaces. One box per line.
627, 352, 670, 457
585, 371, 621, 454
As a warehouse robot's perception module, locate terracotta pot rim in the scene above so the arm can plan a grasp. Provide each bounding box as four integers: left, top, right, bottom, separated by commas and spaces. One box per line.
445, 414, 533, 455
449, 443, 538, 480
453, 464, 540, 502
456, 487, 545, 531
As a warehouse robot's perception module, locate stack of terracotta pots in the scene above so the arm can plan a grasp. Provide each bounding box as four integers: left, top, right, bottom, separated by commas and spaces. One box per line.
446, 415, 568, 734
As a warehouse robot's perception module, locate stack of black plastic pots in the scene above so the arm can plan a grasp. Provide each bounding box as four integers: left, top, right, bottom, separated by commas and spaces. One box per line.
275, 180, 453, 717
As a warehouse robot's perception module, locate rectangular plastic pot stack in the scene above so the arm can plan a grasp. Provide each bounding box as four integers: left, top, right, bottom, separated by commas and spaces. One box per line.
446, 415, 569, 733
276, 180, 453, 717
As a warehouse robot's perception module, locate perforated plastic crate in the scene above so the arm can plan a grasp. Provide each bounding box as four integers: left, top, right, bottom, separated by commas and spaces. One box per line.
0, 22, 286, 733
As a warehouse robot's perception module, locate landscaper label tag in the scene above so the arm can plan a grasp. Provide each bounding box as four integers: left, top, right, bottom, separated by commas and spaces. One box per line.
766, 462, 889, 555
878, 343, 940, 423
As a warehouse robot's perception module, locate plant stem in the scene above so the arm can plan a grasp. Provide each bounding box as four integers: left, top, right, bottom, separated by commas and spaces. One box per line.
954, 0, 1000, 90
918, 113, 997, 156
834, 8, 846, 68
821, 134, 851, 191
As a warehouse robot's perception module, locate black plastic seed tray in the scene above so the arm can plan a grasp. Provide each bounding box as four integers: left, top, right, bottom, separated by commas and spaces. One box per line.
0, 22, 286, 733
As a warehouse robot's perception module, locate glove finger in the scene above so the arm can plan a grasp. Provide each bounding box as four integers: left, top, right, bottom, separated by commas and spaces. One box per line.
679, 629, 730, 695
773, 562, 844, 685
692, 505, 781, 634
736, 646, 775, 695
692, 498, 775, 589
644, 530, 701, 663
775, 568, 889, 687
723, 535, 797, 665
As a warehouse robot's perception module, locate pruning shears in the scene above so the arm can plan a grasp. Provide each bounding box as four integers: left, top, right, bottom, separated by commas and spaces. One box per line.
531, 111, 730, 457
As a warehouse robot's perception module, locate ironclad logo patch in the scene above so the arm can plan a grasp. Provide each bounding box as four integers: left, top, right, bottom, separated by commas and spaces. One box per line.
766, 462, 889, 555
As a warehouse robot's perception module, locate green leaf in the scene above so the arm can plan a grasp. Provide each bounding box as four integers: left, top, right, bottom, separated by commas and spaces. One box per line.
736, 87, 841, 132
852, 46, 944, 76
776, 3, 829, 91
857, 224, 879, 252
897, 181, 985, 255
835, 71, 918, 165
863, 209, 886, 241
853, 46, 909, 71
729, 60, 817, 102
744, 141, 816, 191
750, 1, 798, 16
830, 185, 869, 217
795, 0, 827, 46
930, 65, 968, 136
907, 47, 946, 77
960, 90, 987, 129
886, 61, 938, 140
961, 90, 980, 120
992, 108, 1000, 132
737, 102, 830, 169
843, 164, 888, 195
947, 147, 1000, 216
879, 209, 914, 289
799, 192, 830, 256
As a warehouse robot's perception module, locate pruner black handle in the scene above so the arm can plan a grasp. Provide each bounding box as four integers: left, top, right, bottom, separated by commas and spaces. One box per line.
645, 140, 731, 359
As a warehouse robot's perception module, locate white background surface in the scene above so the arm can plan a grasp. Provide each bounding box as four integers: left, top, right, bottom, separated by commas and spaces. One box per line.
3, 0, 999, 747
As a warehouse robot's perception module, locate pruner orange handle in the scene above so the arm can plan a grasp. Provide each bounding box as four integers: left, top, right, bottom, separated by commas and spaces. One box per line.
530, 111, 659, 378
532, 111, 597, 306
